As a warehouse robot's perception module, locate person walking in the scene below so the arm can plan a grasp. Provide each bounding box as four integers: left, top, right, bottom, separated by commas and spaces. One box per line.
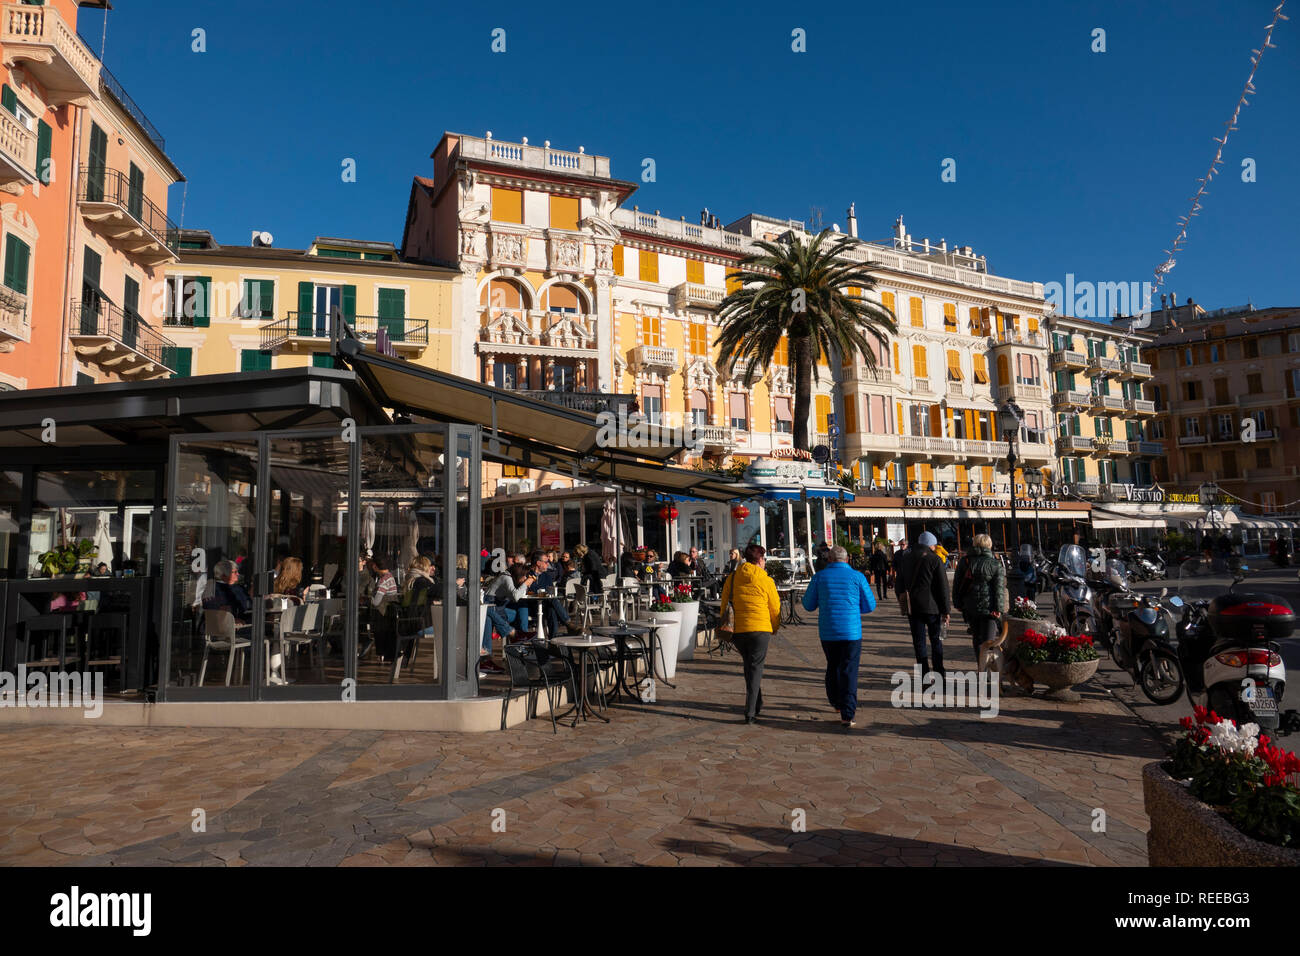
895, 531, 951, 677
868, 542, 890, 599
719, 543, 782, 724
801, 546, 876, 728
952, 533, 1008, 662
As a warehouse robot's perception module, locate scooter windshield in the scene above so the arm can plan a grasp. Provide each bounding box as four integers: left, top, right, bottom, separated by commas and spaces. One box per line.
1058, 544, 1087, 577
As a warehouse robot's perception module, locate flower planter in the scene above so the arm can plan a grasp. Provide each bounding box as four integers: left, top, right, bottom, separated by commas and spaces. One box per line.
670, 601, 698, 661
646, 610, 682, 680
1022, 658, 1099, 702
1143, 761, 1300, 866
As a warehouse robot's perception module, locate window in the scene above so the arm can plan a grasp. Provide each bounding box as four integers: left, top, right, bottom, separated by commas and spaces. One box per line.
1150, 419, 1165, 439
1221, 450, 1239, 479
1261, 335, 1282, 356
1183, 347, 1194, 367
892, 341, 900, 373
688, 322, 707, 356
612, 244, 624, 276
165, 275, 211, 326
1261, 492, 1277, 514
1183, 417, 1200, 436
1189, 452, 1204, 473
911, 344, 928, 378
502, 464, 528, 478
690, 389, 709, 426
1257, 448, 1272, 469
685, 259, 704, 285
549, 195, 579, 231
491, 187, 523, 224
1213, 378, 1229, 405
162, 346, 192, 378
946, 349, 962, 381
241, 279, 274, 319
972, 354, 988, 384
493, 361, 526, 389
774, 396, 792, 433
729, 392, 749, 431
773, 337, 788, 367
1247, 374, 1263, 394
1245, 338, 1259, 359
642, 384, 663, 425
1289, 369, 1300, 399
815, 395, 832, 433
1216, 414, 1233, 439
970, 307, 983, 336
1185, 380, 1200, 401
2, 234, 30, 295
943, 303, 957, 332
1289, 333, 1300, 353
908, 297, 923, 327
881, 291, 896, 317
241, 349, 272, 372
639, 250, 659, 283
640, 314, 662, 347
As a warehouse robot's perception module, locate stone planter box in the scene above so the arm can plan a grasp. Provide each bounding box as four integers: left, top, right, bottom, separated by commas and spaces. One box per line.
1021, 658, 1099, 702
1143, 761, 1300, 866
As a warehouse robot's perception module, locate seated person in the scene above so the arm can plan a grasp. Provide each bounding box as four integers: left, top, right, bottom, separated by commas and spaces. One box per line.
272, 556, 305, 601
667, 550, 694, 578
368, 556, 398, 609
203, 559, 253, 624
528, 550, 583, 637
485, 564, 535, 640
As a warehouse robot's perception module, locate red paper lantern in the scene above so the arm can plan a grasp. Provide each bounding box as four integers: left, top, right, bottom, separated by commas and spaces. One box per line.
659, 504, 678, 521
731, 504, 750, 522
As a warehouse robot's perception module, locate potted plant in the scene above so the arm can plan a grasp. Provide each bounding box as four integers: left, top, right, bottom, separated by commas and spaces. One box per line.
37, 539, 97, 578
1144, 706, 1300, 865
1014, 626, 1099, 701
668, 581, 699, 661
645, 595, 682, 681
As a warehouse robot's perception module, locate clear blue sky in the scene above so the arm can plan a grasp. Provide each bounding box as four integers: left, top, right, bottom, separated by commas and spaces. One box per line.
81, 0, 1297, 309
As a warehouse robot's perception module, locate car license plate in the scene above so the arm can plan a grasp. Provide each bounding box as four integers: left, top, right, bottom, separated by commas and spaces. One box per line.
1245, 686, 1278, 714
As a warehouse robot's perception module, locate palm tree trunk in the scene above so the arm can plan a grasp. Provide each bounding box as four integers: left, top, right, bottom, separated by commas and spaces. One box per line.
792, 335, 813, 451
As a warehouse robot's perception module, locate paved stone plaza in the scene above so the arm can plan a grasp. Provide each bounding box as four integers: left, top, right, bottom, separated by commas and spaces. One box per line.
0, 602, 1163, 866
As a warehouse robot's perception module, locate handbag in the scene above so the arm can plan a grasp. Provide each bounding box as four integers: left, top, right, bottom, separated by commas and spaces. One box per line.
896, 590, 911, 616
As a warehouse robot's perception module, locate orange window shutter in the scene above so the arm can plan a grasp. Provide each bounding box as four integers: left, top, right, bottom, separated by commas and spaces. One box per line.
882, 291, 896, 316
549, 195, 580, 231
912, 345, 927, 377
686, 259, 704, 285
910, 297, 923, 327
843, 395, 857, 433
639, 251, 659, 283
612, 244, 624, 275
726, 267, 741, 294
997, 354, 1009, 384
872, 464, 883, 485
1029, 316, 1039, 334
968, 307, 979, 334
491, 187, 523, 224
955, 463, 967, 488
896, 401, 904, 434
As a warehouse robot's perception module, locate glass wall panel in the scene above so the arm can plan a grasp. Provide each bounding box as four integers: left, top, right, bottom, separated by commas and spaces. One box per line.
642, 499, 668, 558
167, 441, 258, 690
584, 501, 602, 556
539, 502, 561, 553
563, 502, 581, 552
0, 470, 20, 578
31, 469, 157, 578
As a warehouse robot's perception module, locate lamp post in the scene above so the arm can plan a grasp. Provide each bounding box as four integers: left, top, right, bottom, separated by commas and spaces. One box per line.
999, 401, 1025, 556
1025, 469, 1044, 553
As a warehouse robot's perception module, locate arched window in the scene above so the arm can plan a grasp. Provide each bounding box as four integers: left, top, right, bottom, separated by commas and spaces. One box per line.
690, 389, 709, 426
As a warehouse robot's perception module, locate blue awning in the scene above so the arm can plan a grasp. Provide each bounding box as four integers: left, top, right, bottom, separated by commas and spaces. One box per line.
756, 487, 851, 501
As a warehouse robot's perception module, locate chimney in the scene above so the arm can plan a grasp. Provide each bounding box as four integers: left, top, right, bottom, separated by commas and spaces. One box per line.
846, 203, 858, 238
938, 238, 947, 252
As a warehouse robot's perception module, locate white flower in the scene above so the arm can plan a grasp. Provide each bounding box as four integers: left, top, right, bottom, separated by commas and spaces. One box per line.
1206, 719, 1261, 755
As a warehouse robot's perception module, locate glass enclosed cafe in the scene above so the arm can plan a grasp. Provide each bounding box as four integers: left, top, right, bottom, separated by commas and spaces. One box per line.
0, 334, 748, 712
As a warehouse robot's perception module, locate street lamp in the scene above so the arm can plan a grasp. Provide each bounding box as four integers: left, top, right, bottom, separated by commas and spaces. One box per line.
998, 401, 1025, 555
1025, 469, 1044, 553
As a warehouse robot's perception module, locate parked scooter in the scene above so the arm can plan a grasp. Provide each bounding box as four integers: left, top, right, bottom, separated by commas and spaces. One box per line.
1050, 544, 1098, 643
1106, 567, 1185, 704
1176, 561, 1300, 733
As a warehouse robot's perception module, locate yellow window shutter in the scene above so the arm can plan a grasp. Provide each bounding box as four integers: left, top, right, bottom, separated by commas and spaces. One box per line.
909, 297, 923, 327
912, 344, 927, 377
973, 354, 988, 383
847, 285, 860, 298
726, 267, 741, 294
843, 395, 857, 433
881, 291, 896, 316
816, 395, 831, 431
896, 401, 904, 434
549, 195, 580, 231
947, 349, 962, 380
686, 259, 704, 284
943, 303, 957, 330
955, 463, 967, 488
892, 341, 900, 372
997, 354, 1010, 385
872, 464, 883, 485
968, 307, 980, 334
612, 244, 624, 275
1029, 316, 1039, 334
491, 187, 523, 224
639, 251, 659, 283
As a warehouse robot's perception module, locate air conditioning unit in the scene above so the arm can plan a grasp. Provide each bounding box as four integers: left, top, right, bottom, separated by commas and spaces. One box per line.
496, 479, 534, 495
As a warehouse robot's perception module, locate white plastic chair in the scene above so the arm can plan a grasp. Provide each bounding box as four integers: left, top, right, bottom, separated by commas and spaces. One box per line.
201, 609, 251, 686
280, 602, 325, 680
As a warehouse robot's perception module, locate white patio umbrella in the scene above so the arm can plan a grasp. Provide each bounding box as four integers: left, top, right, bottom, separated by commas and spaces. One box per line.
363, 503, 376, 558
400, 509, 419, 570
92, 510, 113, 570
600, 497, 617, 563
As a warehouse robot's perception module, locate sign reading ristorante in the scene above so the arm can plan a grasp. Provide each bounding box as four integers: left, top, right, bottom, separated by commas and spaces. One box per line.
904, 495, 1061, 510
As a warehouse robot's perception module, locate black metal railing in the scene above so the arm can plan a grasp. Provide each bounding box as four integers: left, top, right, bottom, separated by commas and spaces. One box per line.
262, 313, 430, 351
78, 165, 179, 253
70, 298, 175, 370
99, 65, 166, 153
517, 390, 635, 414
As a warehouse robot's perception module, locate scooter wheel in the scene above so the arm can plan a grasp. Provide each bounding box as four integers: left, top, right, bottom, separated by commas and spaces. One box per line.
1138, 647, 1184, 705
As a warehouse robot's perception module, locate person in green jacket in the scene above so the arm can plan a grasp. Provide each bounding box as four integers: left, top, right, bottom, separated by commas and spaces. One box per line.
952, 533, 1009, 658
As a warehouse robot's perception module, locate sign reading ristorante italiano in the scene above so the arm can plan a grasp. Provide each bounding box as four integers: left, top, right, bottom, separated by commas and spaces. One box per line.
904, 495, 1061, 510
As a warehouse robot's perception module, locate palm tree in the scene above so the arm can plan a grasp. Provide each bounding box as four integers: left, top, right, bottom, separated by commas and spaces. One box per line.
716, 230, 897, 452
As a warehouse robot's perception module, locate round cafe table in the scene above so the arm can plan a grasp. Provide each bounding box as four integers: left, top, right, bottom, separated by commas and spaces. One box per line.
777, 584, 809, 625
551, 634, 614, 725
590, 623, 654, 700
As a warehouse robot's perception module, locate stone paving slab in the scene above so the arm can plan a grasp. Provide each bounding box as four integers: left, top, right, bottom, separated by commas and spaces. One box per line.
0, 602, 1163, 866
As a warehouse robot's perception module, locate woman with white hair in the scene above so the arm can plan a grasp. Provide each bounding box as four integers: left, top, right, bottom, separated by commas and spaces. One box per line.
952, 533, 1009, 658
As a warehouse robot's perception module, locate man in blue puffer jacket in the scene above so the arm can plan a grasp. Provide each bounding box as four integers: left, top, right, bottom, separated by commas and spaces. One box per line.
802, 545, 877, 728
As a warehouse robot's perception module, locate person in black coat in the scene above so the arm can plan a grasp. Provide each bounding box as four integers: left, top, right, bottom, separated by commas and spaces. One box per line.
574, 543, 607, 594
895, 531, 952, 677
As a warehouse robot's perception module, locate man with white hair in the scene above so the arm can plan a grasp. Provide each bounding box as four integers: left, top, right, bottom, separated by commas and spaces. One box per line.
802, 545, 877, 728
895, 531, 951, 677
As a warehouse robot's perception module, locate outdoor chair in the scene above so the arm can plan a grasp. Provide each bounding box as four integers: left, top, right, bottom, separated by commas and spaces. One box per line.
571, 583, 605, 629
391, 602, 428, 683
500, 643, 577, 733
302, 584, 329, 602
201, 609, 251, 686
17, 613, 70, 671
280, 602, 326, 681
86, 611, 128, 688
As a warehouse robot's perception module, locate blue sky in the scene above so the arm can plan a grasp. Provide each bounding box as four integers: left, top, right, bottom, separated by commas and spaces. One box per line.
82, 0, 1297, 309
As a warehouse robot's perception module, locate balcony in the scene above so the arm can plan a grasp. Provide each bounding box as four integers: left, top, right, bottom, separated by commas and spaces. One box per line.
1074, 481, 1101, 497
630, 344, 678, 372
1052, 389, 1090, 408
1135, 440, 1164, 456
946, 380, 965, 399
457, 134, 613, 180
1017, 439, 1052, 462
1057, 435, 1094, 454
518, 390, 633, 415
1090, 393, 1125, 413
0, 283, 29, 350
990, 330, 1045, 348
1049, 349, 1086, 370
692, 424, 738, 452
0, 107, 36, 193
1094, 438, 1130, 456
963, 438, 1010, 459
78, 167, 179, 266
0, 3, 100, 108
1124, 398, 1156, 416
1177, 434, 1207, 446
849, 433, 901, 455
912, 377, 932, 395
1251, 428, 1278, 442
1209, 431, 1239, 445
1120, 360, 1152, 380
672, 282, 724, 310
847, 365, 891, 385
68, 299, 175, 380
1086, 355, 1123, 377
996, 382, 1046, 403
480, 307, 597, 355
262, 313, 430, 353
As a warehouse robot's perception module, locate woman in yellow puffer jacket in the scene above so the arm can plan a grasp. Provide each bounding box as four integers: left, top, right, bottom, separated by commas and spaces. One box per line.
719, 543, 782, 724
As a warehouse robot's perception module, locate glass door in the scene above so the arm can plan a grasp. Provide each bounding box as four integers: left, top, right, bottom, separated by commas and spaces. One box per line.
314, 285, 341, 337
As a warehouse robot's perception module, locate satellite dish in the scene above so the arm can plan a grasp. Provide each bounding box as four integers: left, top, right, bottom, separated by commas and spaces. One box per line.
811, 444, 831, 464
251, 231, 274, 247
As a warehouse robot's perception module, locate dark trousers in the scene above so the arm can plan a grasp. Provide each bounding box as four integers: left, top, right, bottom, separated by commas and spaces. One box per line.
821, 639, 862, 721
872, 570, 888, 598
967, 615, 999, 659
540, 597, 570, 638
908, 614, 945, 672
732, 631, 770, 718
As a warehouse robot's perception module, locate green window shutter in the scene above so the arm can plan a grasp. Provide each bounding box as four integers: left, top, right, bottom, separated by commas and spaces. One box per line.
258, 280, 274, 318
297, 281, 313, 334
342, 284, 356, 321
312, 353, 335, 369
123, 275, 139, 314
192, 276, 211, 326
243, 278, 273, 318
241, 349, 272, 372
4, 235, 29, 295
76, 372, 93, 386
86, 124, 107, 202
36, 120, 51, 185
127, 163, 144, 220
377, 288, 405, 341
1, 85, 14, 115
173, 347, 192, 377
